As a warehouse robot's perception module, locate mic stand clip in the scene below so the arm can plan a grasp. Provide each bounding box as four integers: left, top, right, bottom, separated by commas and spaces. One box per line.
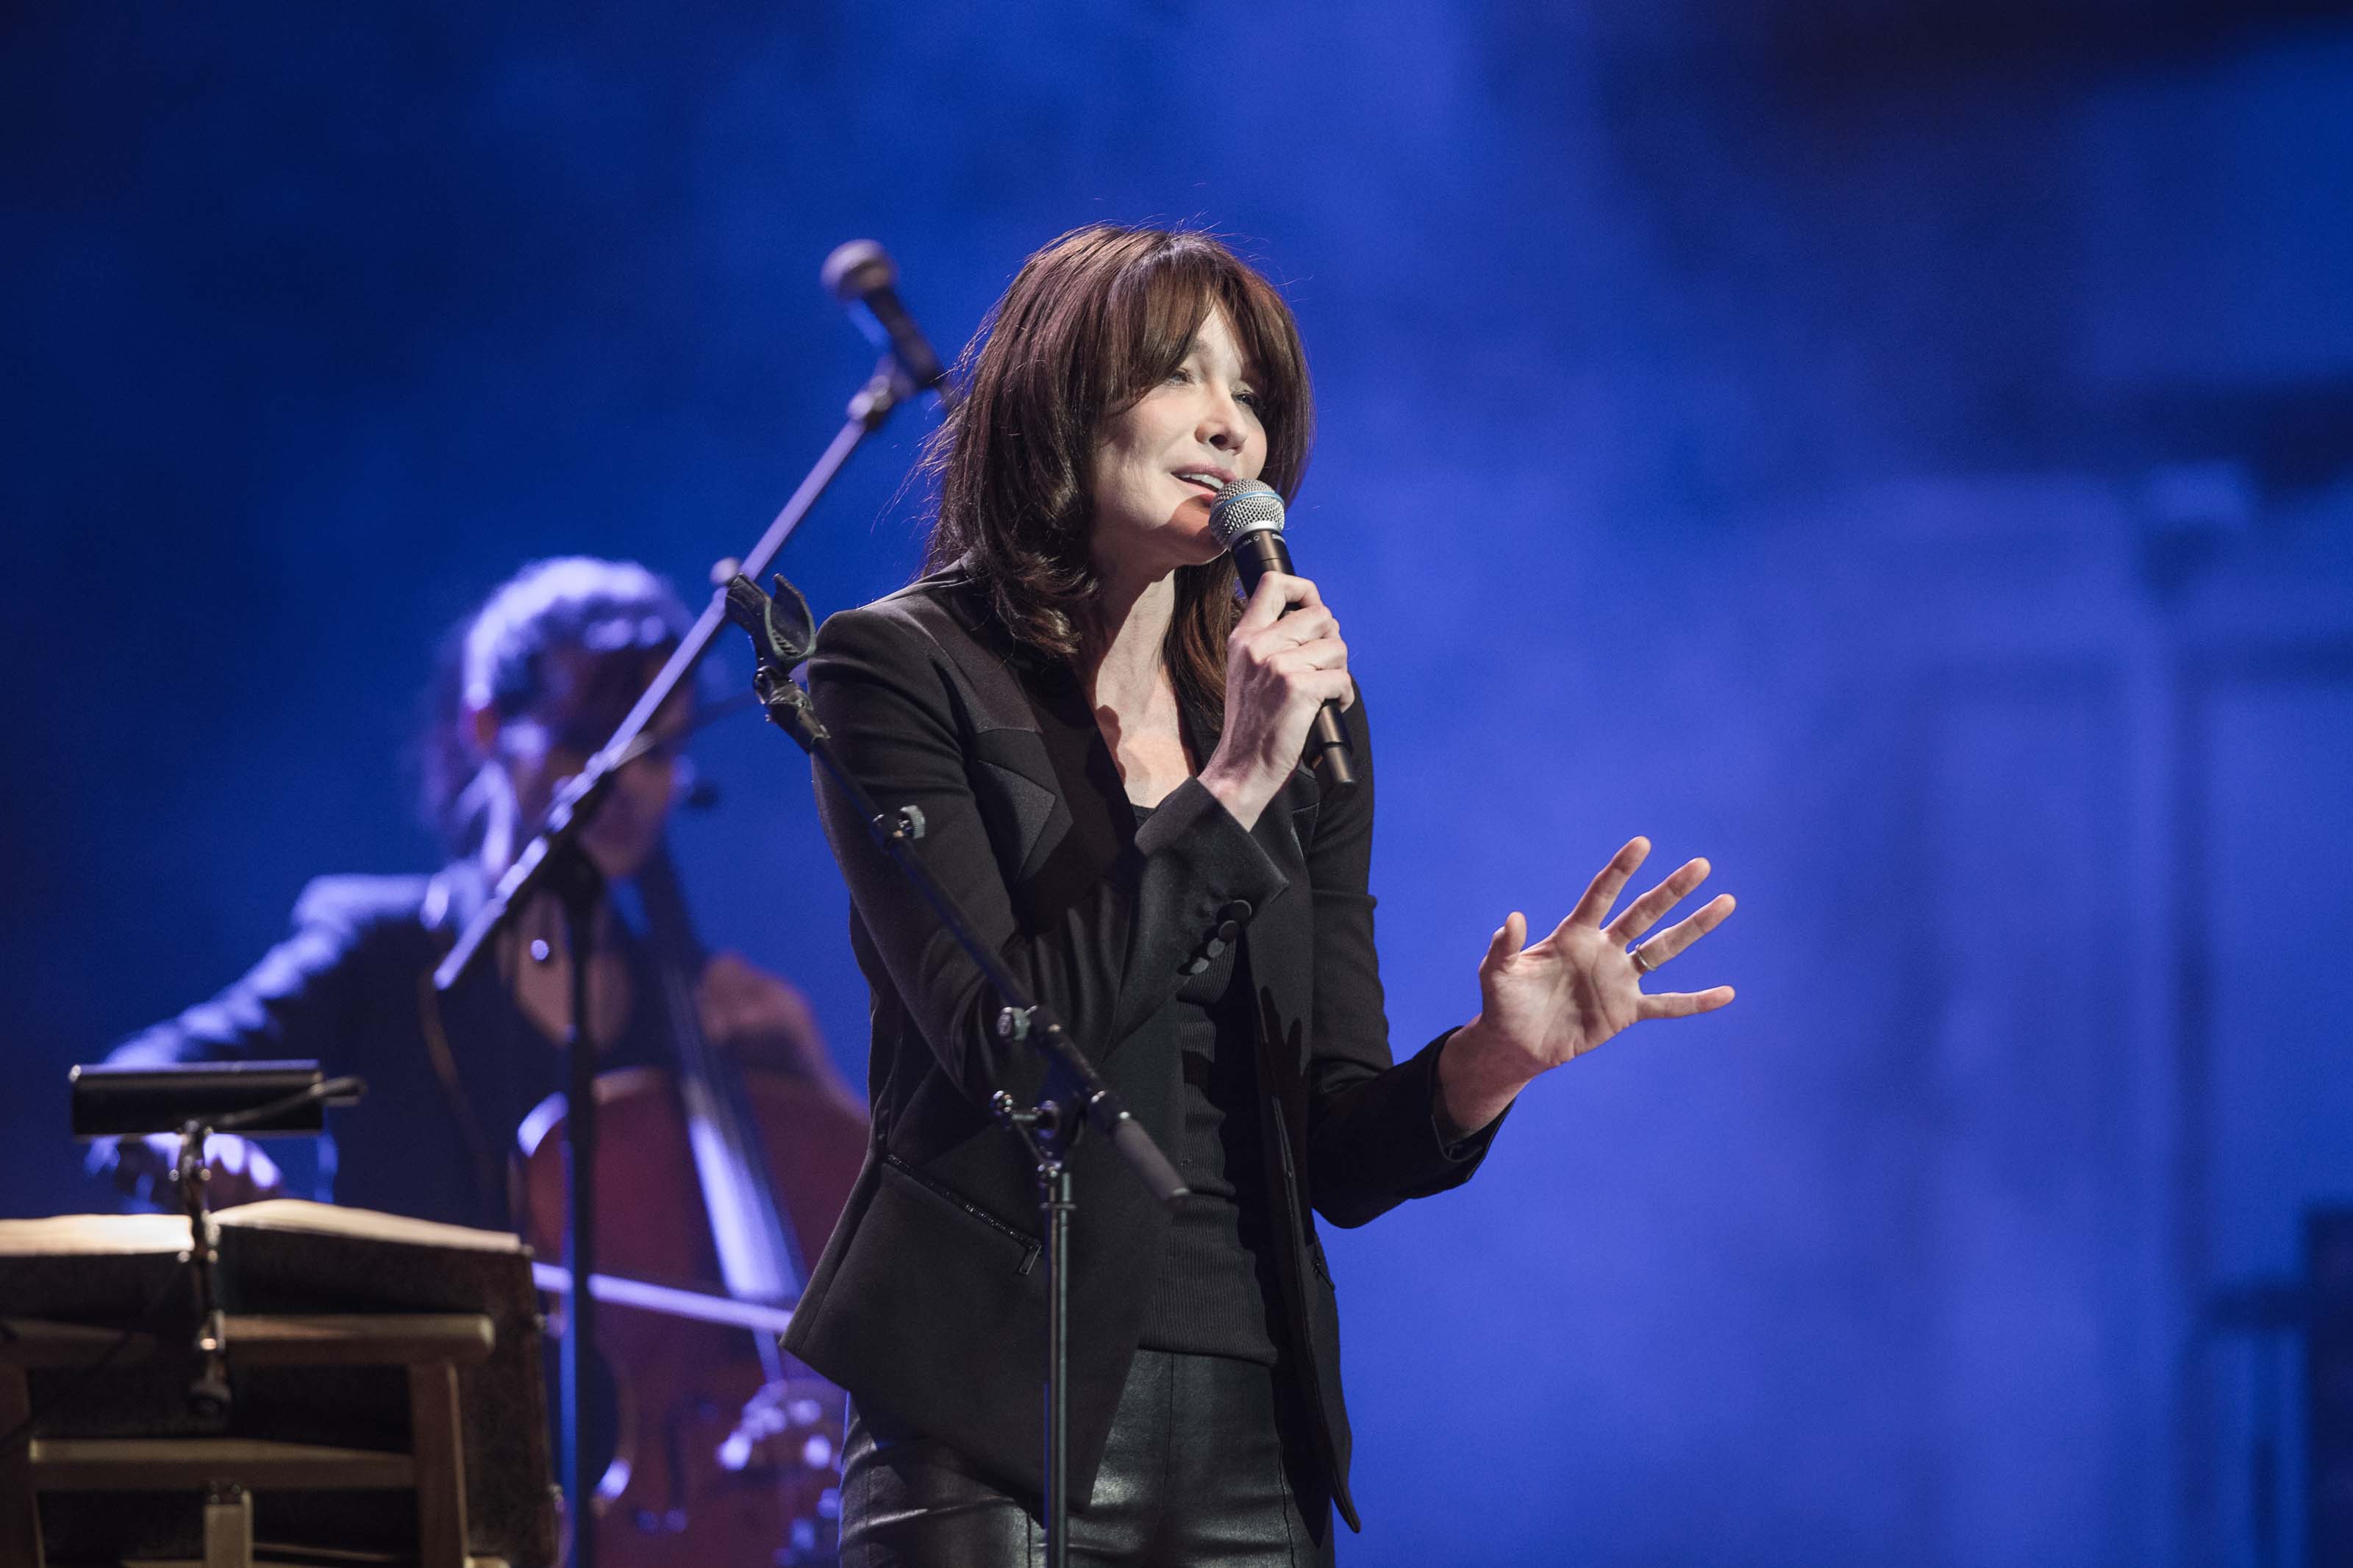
849, 355, 912, 432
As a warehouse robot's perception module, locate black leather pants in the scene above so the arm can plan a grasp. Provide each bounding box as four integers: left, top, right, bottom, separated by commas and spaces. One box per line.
839, 1350, 1335, 1567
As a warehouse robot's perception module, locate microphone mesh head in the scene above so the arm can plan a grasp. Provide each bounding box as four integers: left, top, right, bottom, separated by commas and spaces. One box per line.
821, 239, 896, 303
1208, 479, 1285, 548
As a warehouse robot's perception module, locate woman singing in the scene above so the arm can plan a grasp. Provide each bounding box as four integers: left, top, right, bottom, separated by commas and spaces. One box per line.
783, 225, 1738, 1566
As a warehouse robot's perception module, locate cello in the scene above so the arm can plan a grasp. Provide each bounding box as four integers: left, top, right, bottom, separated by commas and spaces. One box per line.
518, 845, 868, 1564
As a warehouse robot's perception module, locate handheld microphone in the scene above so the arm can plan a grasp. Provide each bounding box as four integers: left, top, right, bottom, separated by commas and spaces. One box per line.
1208, 479, 1357, 787
821, 239, 951, 398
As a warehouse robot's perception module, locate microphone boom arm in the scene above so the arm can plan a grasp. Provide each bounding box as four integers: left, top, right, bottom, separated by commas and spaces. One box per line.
432, 343, 933, 1568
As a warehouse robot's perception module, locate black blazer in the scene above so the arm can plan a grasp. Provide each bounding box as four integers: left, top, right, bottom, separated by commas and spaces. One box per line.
781, 568, 1501, 1532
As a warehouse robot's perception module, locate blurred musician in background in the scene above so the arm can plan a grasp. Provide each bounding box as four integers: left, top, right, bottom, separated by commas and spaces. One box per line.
90, 554, 869, 1562
92, 555, 858, 1230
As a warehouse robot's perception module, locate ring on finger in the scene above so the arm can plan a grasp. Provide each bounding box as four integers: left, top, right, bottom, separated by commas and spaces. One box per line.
1627, 940, 1658, 975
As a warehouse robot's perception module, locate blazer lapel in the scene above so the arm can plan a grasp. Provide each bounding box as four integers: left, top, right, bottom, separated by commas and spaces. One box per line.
910, 584, 1081, 887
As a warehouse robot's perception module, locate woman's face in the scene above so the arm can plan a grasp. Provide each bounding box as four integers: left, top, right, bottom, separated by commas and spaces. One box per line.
1088, 306, 1268, 580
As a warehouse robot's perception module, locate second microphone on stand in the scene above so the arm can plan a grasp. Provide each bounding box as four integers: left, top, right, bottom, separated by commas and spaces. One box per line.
823, 239, 954, 405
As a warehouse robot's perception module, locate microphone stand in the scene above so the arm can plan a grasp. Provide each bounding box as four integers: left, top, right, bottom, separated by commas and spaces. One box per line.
166, 1076, 367, 1420
432, 356, 929, 1568
171, 1123, 234, 1421
721, 573, 1189, 1568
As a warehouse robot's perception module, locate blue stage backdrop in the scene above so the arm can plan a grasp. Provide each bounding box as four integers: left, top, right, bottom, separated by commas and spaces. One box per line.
6, 4, 2352, 1563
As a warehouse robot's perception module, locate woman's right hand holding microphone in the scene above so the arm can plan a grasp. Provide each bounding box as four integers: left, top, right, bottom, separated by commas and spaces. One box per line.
1199, 570, 1354, 831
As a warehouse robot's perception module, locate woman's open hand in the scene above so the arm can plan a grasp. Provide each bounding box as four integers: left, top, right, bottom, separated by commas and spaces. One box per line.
1438, 837, 1736, 1134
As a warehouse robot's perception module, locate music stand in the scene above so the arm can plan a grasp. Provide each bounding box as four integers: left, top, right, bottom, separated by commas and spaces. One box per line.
0, 1200, 557, 1568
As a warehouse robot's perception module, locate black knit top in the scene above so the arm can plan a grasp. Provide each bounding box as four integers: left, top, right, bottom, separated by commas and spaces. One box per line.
1129, 803, 1288, 1365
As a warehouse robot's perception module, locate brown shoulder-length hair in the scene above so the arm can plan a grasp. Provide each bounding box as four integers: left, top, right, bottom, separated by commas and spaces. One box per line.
921, 223, 1313, 723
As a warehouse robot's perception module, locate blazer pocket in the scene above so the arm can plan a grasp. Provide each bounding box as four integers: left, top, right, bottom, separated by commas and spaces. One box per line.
879, 1150, 1042, 1275
972, 730, 1071, 883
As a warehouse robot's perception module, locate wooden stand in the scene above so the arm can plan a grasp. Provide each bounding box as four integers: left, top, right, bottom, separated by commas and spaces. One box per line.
2, 1203, 556, 1568
2, 1311, 501, 1568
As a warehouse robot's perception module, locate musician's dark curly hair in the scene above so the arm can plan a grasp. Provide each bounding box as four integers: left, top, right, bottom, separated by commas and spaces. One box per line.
418, 556, 689, 855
